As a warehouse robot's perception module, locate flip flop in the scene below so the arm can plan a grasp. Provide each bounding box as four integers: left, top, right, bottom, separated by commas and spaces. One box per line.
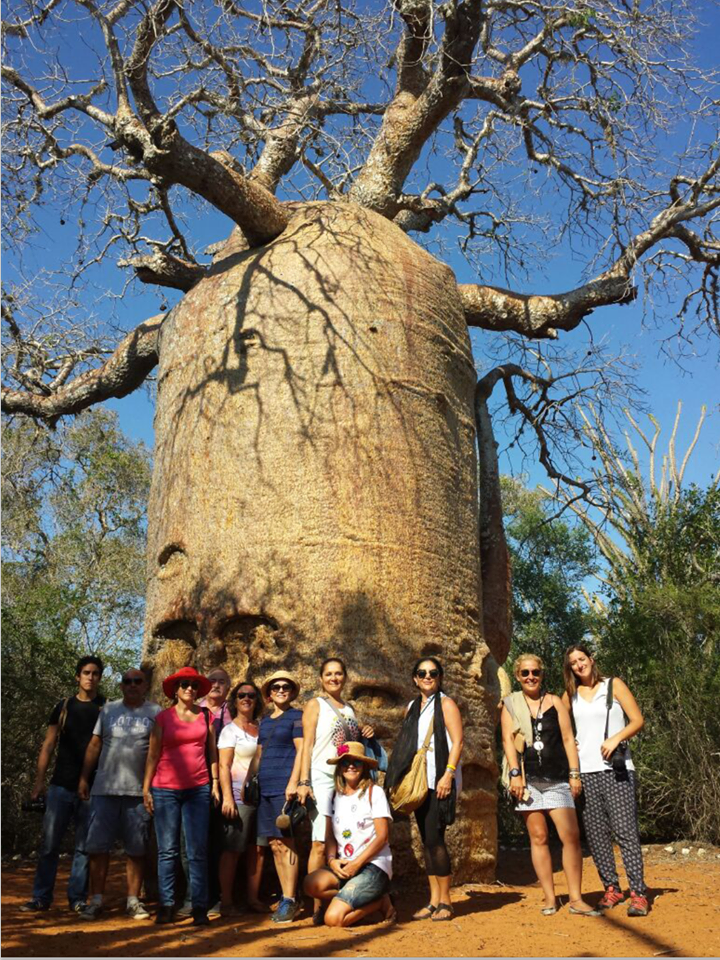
412, 904, 436, 920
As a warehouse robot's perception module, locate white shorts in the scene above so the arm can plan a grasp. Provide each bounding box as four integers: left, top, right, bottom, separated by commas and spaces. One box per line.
515, 779, 575, 812
310, 769, 335, 842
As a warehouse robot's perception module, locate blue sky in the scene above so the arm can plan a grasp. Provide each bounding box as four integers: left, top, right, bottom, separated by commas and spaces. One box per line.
5, 1, 718, 497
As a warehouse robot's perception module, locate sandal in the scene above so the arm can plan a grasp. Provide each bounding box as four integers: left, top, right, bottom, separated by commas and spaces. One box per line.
431, 902, 454, 922
412, 904, 436, 920
380, 894, 397, 926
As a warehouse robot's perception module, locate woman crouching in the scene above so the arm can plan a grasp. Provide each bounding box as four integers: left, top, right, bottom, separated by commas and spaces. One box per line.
304, 742, 395, 927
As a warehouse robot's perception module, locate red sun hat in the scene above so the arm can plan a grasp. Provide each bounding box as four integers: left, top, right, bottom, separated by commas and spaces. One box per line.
162, 666, 212, 700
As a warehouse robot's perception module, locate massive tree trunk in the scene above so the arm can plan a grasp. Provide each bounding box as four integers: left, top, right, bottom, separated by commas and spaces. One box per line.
142, 202, 499, 880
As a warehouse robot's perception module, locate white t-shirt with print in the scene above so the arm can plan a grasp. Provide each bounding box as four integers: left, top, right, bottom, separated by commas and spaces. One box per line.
330, 785, 393, 878
217, 721, 259, 803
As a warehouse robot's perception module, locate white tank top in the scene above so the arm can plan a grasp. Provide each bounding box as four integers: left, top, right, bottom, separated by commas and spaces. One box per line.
572, 679, 634, 774
310, 697, 361, 775
413, 693, 462, 791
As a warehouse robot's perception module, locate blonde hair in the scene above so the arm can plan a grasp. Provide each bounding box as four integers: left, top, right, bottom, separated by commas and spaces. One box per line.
333, 760, 373, 799
513, 652, 544, 677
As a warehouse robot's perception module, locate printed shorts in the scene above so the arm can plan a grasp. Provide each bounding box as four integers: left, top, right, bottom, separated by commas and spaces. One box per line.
515, 779, 575, 812
335, 862, 389, 909
86, 795, 150, 857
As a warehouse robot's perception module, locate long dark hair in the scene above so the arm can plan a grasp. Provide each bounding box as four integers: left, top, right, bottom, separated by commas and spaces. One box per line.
228, 680, 263, 720
563, 644, 603, 699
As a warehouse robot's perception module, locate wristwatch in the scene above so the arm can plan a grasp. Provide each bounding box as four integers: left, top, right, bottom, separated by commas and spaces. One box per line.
509, 768, 521, 778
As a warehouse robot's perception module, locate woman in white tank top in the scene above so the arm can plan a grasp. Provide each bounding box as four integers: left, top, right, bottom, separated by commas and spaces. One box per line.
563, 644, 649, 917
296, 658, 375, 923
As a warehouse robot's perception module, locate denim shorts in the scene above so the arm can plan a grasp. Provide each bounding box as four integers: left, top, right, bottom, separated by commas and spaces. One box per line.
86, 795, 150, 857
335, 862, 389, 909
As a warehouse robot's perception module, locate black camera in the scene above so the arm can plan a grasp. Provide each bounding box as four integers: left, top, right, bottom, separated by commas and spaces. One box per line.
610, 741, 628, 772
22, 797, 47, 814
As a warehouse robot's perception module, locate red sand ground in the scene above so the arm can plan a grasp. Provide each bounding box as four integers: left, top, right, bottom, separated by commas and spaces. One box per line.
2, 845, 719, 958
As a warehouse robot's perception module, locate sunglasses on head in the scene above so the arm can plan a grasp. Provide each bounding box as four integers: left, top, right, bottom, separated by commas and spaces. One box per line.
520, 668, 542, 678
178, 679, 200, 690
270, 682, 293, 693
237, 691, 258, 701
416, 668, 439, 679
122, 677, 144, 686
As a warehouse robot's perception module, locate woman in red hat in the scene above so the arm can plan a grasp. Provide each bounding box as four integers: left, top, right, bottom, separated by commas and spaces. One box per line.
143, 667, 220, 926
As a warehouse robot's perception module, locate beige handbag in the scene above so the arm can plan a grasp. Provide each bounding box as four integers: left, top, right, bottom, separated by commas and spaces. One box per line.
388, 719, 435, 815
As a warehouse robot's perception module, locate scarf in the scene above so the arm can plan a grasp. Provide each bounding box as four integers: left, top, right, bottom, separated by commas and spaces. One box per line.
385, 693, 456, 825
500, 691, 533, 791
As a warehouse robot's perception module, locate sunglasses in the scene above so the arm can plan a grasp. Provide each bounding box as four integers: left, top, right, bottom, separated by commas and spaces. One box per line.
270, 683, 293, 693
520, 669, 542, 678
415, 668, 439, 679
339, 758, 361, 769
178, 679, 200, 690
237, 691, 258, 701
122, 677, 144, 686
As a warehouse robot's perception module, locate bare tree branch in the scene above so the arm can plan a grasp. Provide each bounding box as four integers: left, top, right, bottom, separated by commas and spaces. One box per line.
1, 316, 163, 420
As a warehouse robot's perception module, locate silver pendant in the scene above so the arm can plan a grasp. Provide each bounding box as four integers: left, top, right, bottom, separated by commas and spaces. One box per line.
534, 740, 544, 751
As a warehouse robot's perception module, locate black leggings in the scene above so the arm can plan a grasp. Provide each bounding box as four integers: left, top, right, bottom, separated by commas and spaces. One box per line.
414, 789, 451, 878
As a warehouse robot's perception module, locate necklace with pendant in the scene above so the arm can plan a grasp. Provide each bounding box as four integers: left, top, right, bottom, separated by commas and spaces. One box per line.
525, 693, 546, 764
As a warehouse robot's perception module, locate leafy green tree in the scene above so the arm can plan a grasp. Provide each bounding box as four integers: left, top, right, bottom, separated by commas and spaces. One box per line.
502, 477, 597, 694
1, 409, 151, 851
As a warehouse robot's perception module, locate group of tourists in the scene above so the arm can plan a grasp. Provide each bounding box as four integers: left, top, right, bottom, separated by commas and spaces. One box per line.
20, 643, 649, 929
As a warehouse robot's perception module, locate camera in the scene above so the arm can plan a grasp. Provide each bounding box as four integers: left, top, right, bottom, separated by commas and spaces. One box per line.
22, 797, 47, 814
610, 741, 628, 772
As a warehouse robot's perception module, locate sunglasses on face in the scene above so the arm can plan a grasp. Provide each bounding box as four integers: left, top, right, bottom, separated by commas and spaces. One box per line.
416, 669, 439, 679
122, 677, 144, 686
178, 680, 200, 690
339, 758, 361, 769
237, 691, 257, 701
270, 683, 293, 693
520, 669, 542, 678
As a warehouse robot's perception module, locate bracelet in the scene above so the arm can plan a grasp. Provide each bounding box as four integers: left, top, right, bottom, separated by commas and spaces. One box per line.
569, 768, 580, 774
298, 779, 312, 787
446, 763, 457, 772
569, 773, 581, 780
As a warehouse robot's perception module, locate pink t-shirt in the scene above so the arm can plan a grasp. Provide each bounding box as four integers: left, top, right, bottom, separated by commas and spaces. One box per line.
152, 707, 210, 790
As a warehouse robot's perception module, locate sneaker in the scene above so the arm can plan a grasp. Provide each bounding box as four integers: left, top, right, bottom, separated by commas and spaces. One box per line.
627, 891, 649, 917
207, 901, 221, 918
79, 902, 103, 920
176, 898, 192, 917
70, 901, 88, 914
127, 901, 151, 920
597, 885, 625, 910
272, 897, 299, 924
19, 899, 50, 913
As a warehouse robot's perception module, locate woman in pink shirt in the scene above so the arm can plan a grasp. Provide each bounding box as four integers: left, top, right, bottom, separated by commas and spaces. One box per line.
143, 667, 220, 926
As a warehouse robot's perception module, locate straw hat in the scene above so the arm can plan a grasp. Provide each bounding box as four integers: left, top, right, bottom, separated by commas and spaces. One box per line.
162, 666, 212, 699
327, 741, 378, 769
260, 670, 300, 701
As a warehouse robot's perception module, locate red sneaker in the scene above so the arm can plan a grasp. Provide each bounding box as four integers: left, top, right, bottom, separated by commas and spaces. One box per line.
627, 891, 649, 916
598, 885, 625, 910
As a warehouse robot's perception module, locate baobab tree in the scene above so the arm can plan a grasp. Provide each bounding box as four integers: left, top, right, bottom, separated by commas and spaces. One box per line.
2, 0, 718, 877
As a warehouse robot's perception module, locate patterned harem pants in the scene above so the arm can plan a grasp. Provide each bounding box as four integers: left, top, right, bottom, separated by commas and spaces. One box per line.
580, 769, 646, 894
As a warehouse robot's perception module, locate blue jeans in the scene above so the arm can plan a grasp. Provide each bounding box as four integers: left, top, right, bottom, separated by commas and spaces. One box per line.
32, 784, 90, 907
152, 784, 210, 909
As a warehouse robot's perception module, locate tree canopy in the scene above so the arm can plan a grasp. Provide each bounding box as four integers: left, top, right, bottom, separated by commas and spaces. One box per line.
2, 0, 718, 423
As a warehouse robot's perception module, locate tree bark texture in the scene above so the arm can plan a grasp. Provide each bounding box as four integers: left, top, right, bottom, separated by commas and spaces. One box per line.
141, 202, 499, 880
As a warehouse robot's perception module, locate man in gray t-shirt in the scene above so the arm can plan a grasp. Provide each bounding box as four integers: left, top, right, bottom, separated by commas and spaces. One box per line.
77, 669, 160, 920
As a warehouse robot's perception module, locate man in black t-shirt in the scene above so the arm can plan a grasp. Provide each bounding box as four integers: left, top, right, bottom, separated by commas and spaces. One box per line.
20, 655, 106, 913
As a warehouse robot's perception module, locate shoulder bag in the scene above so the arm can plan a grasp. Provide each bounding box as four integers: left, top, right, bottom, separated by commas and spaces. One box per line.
388, 717, 434, 815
